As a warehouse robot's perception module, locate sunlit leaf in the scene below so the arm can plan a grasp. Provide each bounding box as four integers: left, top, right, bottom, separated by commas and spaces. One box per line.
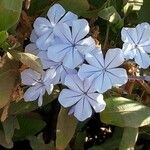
119, 127, 138, 150
98, 6, 124, 28
9, 51, 43, 73
123, 0, 143, 15
100, 97, 150, 127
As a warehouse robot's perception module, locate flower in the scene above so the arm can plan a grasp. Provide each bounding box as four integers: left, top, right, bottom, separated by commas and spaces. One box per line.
25, 30, 40, 55
47, 19, 95, 69
24, 33, 76, 84
33, 4, 78, 50
58, 74, 106, 121
37, 51, 58, 69
78, 48, 128, 93
21, 68, 56, 106
121, 22, 150, 68
37, 51, 77, 84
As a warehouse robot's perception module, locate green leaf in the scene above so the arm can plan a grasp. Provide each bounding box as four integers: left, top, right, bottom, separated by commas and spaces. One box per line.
28, 134, 55, 150
138, 0, 150, 22
9, 51, 43, 73
56, 107, 78, 149
59, 0, 90, 16
100, 97, 150, 127
89, 0, 106, 8
2, 116, 20, 144
0, 31, 8, 46
28, 0, 50, 16
14, 115, 46, 140
119, 127, 138, 150
73, 132, 86, 150
0, 0, 23, 31
98, 6, 124, 28
9, 85, 60, 115
0, 54, 19, 109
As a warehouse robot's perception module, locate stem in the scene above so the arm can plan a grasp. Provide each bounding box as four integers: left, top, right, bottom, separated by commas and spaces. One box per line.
103, 23, 110, 50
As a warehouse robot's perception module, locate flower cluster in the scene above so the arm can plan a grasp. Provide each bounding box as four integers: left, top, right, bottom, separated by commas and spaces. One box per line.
21, 4, 150, 121
121, 22, 150, 68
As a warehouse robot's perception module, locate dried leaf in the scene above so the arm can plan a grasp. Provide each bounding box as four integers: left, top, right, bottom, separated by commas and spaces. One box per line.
0, 54, 20, 109
0, 104, 9, 122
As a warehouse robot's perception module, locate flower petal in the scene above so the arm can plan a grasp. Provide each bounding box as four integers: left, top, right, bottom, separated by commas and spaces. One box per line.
72, 19, 89, 42
134, 48, 150, 68
58, 89, 82, 107
78, 64, 100, 80
105, 48, 124, 69
74, 98, 92, 121
33, 17, 52, 36
21, 69, 41, 86
63, 47, 84, 69
140, 44, 150, 53
47, 65, 62, 85
76, 36, 95, 55
24, 84, 45, 102
38, 94, 44, 107
47, 4, 65, 26
64, 74, 84, 93
59, 11, 78, 26
36, 31, 54, 50
45, 84, 54, 95
122, 43, 136, 60
121, 27, 138, 44
54, 23, 73, 44
136, 22, 150, 44
47, 44, 71, 62
94, 72, 112, 93
37, 51, 58, 69
30, 30, 38, 42
25, 43, 40, 55
60, 66, 77, 84
106, 68, 128, 86
85, 48, 104, 68
87, 93, 106, 112
43, 68, 56, 83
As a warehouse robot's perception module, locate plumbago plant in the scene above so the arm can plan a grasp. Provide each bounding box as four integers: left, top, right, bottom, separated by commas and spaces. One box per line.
0, 0, 150, 150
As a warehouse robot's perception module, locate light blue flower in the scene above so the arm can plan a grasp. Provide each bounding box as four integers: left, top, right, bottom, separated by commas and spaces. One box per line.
21, 68, 56, 106
33, 4, 78, 50
58, 74, 106, 121
78, 47, 128, 93
47, 19, 95, 69
25, 30, 40, 55
121, 22, 150, 68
